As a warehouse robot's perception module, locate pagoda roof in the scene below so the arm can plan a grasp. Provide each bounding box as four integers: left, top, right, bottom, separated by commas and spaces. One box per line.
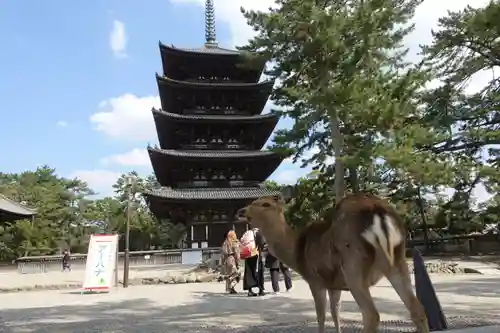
0, 194, 36, 222
145, 187, 281, 201
152, 108, 280, 123
148, 147, 278, 159
159, 41, 241, 56
148, 147, 284, 187
152, 108, 280, 150
156, 74, 274, 90
157, 75, 274, 115
158, 42, 265, 83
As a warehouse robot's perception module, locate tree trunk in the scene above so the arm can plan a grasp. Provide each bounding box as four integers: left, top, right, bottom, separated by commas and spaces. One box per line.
349, 166, 360, 193
330, 112, 345, 203
416, 186, 429, 251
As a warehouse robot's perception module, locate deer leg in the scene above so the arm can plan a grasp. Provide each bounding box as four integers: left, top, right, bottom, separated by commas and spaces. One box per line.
309, 284, 327, 333
341, 264, 380, 333
381, 250, 429, 333
328, 289, 342, 333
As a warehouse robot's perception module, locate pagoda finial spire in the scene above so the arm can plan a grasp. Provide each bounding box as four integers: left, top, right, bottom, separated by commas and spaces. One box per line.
205, 0, 217, 46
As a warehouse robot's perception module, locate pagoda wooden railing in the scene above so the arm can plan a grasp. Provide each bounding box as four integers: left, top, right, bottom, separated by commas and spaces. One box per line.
14, 247, 221, 274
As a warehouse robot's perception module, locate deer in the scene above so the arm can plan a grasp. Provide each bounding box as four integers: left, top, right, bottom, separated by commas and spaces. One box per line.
236, 193, 429, 333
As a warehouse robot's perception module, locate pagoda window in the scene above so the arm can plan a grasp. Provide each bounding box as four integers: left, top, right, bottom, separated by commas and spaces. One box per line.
192, 224, 207, 242
206, 209, 213, 221
192, 180, 209, 187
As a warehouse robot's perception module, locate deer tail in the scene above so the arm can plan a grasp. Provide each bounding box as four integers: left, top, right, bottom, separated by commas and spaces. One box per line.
361, 213, 403, 266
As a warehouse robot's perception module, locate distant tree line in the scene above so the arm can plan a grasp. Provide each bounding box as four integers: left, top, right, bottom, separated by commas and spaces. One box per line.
0, 167, 186, 261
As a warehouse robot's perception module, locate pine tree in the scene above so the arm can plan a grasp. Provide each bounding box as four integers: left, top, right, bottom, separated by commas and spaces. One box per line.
240, 0, 449, 199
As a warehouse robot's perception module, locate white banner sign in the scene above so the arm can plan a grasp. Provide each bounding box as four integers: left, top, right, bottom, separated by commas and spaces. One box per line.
82, 234, 118, 292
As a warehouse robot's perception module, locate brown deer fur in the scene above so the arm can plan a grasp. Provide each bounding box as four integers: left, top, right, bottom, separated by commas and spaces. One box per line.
237, 194, 429, 333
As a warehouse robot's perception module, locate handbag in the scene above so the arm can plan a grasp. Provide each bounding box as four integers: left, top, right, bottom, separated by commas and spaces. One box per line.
240, 245, 259, 259
240, 245, 252, 259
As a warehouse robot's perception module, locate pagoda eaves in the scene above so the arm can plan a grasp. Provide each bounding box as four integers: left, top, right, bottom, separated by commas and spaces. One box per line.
148, 147, 284, 187
151, 108, 280, 150
159, 42, 265, 83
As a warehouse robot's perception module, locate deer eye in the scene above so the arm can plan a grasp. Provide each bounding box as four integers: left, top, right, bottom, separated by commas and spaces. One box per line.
261, 202, 271, 207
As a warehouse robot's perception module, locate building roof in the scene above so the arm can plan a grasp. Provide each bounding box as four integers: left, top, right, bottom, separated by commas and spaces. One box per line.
157, 75, 274, 116
156, 74, 274, 89
152, 109, 281, 150
159, 41, 241, 56
152, 108, 280, 123
145, 187, 281, 201
148, 147, 278, 159
148, 147, 285, 187
0, 194, 36, 222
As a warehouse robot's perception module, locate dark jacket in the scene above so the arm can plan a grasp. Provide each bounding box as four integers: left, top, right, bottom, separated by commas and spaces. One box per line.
254, 229, 267, 253
265, 253, 280, 269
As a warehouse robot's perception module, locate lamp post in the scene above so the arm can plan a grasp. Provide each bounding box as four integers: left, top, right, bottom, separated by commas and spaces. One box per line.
123, 175, 134, 288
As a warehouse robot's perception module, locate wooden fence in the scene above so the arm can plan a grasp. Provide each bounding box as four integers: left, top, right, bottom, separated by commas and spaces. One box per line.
14, 248, 221, 274
12, 234, 500, 274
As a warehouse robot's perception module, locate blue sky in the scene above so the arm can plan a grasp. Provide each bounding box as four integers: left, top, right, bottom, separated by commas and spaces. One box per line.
0, 0, 491, 199
0, 0, 310, 196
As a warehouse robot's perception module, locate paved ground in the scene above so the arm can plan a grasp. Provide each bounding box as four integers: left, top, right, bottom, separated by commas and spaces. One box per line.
0, 264, 197, 289
0, 274, 499, 332
2, 257, 499, 290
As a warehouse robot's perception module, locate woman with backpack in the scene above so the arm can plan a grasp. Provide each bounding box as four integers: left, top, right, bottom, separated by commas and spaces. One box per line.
240, 228, 266, 297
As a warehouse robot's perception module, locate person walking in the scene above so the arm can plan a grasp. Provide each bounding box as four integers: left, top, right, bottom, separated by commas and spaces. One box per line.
265, 252, 292, 293
221, 230, 241, 294
242, 228, 266, 297
62, 249, 71, 272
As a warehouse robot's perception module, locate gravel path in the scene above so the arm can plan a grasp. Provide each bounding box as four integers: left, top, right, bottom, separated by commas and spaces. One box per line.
0, 274, 499, 332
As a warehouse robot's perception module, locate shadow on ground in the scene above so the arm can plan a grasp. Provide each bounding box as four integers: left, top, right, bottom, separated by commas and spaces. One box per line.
431, 277, 500, 298
1, 281, 500, 333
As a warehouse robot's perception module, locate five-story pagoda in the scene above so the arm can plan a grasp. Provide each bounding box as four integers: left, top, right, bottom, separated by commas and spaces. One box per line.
144, 0, 284, 248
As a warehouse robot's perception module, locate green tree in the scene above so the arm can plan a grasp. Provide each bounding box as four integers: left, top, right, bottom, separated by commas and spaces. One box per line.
0, 166, 94, 259
419, 1, 500, 232
241, 0, 450, 205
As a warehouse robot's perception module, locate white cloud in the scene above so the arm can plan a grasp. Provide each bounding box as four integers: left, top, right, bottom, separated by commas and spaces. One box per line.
90, 93, 160, 141
69, 169, 121, 197
270, 169, 303, 184
170, 0, 488, 49
101, 148, 150, 166
56, 120, 68, 127
109, 19, 127, 58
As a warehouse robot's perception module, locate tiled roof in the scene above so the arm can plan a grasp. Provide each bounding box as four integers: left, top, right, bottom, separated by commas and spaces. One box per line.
152, 108, 280, 122
147, 147, 278, 158
156, 74, 275, 88
0, 194, 36, 216
159, 41, 241, 55
145, 187, 281, 200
